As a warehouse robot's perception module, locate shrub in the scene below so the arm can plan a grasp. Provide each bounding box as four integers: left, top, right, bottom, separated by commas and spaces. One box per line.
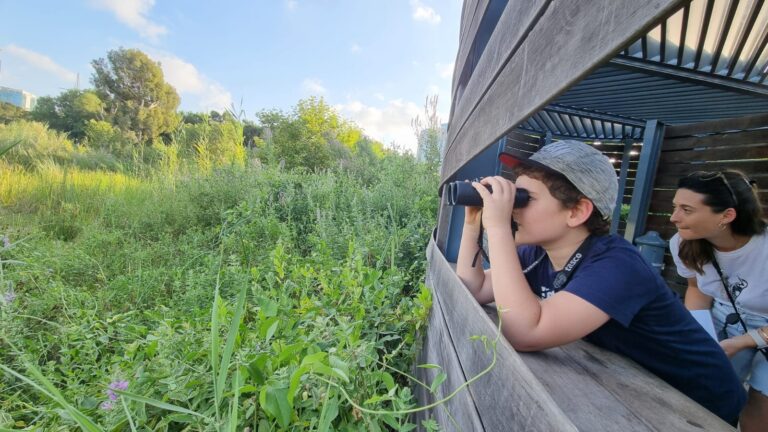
0, 120, 74, 167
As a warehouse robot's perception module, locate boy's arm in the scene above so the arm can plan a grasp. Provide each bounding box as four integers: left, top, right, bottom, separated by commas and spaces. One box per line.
485, 224, 610, 350
456, 208, 496, 304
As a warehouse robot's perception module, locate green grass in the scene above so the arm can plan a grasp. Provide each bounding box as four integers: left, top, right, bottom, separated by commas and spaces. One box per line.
0, 149, 438, 430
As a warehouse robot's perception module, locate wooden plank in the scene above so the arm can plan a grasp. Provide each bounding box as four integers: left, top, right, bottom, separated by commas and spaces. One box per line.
655, 160, 768, 181
425, 239, 578, 431
481, 299, 733, 431
660, 145, 768, 163
442, 0, 685, 182
662, 129, 768, 151
479, 309, 652, 431
453, 0, 489, 94
664, 113, 768, 138
434, 194, 453, 254
447, 0, 551, 161
562, 341, 732, 431
541, 341, 732, 431
654, 171, 768, 189
414, 261, 485, 432
459, 0, 481, 43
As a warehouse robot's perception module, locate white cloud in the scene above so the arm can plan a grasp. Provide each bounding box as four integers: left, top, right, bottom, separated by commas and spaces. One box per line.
436, 61, 454, 79
149, 51, 232, 112
411, 0, 441, 24
285, 0, 298, 11
2, 44, 77, 84
350, 43, 361, 53
335, 99, 424, 154
90, 0, 167, 41
302, 78, 327, 95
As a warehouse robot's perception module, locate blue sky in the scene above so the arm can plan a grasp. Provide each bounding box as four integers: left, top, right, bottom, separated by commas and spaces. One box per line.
0, 0, 461, 152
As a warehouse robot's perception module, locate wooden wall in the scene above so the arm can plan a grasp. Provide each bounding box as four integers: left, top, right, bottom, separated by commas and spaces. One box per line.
441, 0, 685, 186
644, 113, 768, 293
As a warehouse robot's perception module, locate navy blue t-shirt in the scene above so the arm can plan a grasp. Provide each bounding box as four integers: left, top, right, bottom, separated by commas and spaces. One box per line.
518, 234, 746, 424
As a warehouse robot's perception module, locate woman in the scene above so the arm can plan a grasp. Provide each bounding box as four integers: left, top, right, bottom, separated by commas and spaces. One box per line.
670, 170, 768, 432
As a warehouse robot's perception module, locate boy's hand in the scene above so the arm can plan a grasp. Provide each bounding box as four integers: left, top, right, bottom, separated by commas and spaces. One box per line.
464, 204, 483, 226
473, 176, 516, 231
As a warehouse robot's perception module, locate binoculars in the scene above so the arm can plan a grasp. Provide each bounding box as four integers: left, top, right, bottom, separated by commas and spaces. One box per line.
446, 180, 530, 208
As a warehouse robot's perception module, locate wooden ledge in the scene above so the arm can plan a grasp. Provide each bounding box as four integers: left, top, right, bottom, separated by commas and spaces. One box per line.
413, 238, 733, 431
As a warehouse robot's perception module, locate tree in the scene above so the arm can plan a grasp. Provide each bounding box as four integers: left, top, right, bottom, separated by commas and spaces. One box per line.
411, 95, 443, 171
29, 89, 104, 139
0, 102, 28, 124
255, 99, 335, 170
91, 48, 180, 143
255, 98, 379, 171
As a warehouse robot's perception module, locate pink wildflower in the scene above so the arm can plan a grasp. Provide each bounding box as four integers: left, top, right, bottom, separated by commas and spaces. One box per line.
105, 380, 129, 403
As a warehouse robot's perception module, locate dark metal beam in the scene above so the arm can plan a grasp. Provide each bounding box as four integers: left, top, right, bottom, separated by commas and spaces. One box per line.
609, 56, 768, 98
516, 124, 643, 141
625, 120, 665, 243
611, 139, 634, 234
676, 3, 690, 67
544, 104, 647, 128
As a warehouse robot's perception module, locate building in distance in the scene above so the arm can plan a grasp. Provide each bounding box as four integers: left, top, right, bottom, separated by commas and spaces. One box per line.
0, 86, 37, 110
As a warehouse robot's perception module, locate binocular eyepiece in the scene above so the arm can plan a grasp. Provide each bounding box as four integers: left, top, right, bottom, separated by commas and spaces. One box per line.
446, 180, 530, 208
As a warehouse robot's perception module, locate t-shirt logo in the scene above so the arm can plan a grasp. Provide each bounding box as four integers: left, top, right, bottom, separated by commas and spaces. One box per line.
540, 285, 556, 299
728, 277, 748, 299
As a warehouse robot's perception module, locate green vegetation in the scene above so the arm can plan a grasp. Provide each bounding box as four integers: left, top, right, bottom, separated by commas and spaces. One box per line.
0, 48, 441, 431
91, 48, 181, 143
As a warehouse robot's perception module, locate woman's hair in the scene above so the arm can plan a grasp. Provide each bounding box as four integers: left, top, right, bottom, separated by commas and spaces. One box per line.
514, 165, 610, 235
677, 170, 767, 273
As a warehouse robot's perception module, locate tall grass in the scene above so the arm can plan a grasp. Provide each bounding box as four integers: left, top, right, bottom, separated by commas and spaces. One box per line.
0, 139, 439, 430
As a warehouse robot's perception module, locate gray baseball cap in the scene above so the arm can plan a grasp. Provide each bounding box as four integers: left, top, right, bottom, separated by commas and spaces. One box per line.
499, 140, 618, 220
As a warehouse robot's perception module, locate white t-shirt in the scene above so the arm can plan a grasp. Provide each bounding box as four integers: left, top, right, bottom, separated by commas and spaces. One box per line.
670, 229, 768, 318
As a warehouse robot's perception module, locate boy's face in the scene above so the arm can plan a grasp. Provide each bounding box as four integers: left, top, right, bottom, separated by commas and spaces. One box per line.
512, 175, 573, 246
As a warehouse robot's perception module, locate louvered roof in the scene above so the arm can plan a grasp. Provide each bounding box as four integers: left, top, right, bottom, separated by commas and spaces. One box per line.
517, 0, 768, 141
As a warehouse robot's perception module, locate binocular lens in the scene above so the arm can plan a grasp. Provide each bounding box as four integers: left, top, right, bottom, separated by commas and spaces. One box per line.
447, 180, 529, 208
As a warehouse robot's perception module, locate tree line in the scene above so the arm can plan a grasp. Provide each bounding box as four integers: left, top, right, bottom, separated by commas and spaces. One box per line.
1, 48, 386, 171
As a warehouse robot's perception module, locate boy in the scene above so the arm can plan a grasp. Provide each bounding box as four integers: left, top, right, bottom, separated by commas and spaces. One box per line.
456, 140, 744, 424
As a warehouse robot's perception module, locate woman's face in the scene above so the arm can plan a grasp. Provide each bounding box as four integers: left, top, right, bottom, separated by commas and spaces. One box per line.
670, 188, 726, 241
512, 175, 572, 246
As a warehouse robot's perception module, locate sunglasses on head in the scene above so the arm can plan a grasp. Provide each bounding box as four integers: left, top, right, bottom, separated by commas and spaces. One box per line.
686, 171, 740, 207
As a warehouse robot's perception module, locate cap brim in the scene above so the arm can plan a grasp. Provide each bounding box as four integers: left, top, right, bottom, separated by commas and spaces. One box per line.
499, 151, 559, 175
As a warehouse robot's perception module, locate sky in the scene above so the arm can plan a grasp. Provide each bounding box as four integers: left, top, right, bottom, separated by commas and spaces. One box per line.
0, 0, 462, 153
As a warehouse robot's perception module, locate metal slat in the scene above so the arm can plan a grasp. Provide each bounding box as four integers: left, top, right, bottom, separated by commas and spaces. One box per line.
693, 0, 716, 70
726, 0, 764, 77
545, 104, 646, 127
660, 20, 667, 62
709, 0, 741, 74
677, 3, 691, 66
741, 20, 768, 79
610, 56, 768, 96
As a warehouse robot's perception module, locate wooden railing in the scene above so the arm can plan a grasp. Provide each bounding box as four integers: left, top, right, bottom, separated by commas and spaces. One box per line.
413, 237, 733, 431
